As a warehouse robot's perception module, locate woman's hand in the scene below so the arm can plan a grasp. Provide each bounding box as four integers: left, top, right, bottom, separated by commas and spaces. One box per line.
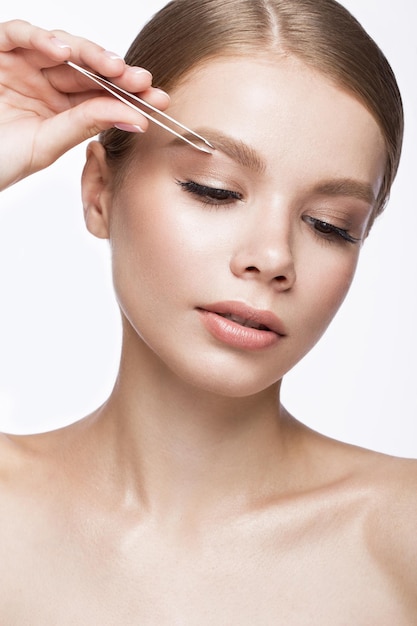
0, 20, 169, 190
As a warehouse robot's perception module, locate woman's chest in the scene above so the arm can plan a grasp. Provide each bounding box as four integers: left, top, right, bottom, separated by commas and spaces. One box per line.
0, 513, 412, 625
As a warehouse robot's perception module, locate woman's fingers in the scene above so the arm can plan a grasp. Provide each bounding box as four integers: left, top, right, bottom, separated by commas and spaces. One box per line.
0, 20, 171, 190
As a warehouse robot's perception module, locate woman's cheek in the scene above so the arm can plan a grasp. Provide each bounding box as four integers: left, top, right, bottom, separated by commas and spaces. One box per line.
295, 245, 360, 338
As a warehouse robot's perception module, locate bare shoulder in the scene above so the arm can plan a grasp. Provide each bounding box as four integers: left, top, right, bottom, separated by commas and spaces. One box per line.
339, 443, 417, 601
0, 430, 56, 551
0, 421, 89, 503
0, 429, 61, 501
0, 430, 36, 482
327, 438, 417, 536
303, 433, 417, 611
0, 427, 66, 475
0, 423, 92, 563
361, 445, 417, 496
311, 428, 417, 511
364, 451, 417, 553
356, 448, 417, 527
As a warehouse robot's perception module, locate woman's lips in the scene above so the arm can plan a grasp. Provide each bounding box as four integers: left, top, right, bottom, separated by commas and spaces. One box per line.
197, 301, 286, 350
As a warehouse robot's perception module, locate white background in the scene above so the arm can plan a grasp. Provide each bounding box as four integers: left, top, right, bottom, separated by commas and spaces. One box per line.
0, 1, 416, 457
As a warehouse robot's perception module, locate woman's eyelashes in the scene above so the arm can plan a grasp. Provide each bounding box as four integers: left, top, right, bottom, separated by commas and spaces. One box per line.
177, 179, 361, 245
302, 216, 361, 245
177, 180, 243, 206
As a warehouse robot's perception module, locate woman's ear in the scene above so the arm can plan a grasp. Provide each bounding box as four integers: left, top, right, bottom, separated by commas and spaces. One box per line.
81, 141, 113, 239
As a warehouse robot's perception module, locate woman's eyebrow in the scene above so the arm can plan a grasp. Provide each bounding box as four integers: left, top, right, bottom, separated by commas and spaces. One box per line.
313, 179, 376, 205
168, 128, 266, 173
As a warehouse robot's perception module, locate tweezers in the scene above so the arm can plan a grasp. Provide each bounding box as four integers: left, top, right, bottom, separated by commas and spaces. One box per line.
65, 60, 213, 154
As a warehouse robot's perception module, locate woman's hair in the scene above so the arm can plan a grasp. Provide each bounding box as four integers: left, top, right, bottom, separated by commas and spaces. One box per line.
101, 0, 403, 219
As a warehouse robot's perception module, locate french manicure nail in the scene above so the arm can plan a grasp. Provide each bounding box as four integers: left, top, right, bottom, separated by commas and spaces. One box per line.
51, 37, 71, 49
153, 88, 170, 101
128, 66, 152, 80
114, 123, 145, 133
104, 50, 123, 60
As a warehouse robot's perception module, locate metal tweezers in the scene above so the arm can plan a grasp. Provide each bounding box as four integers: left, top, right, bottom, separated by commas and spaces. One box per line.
65, 60, 214, 154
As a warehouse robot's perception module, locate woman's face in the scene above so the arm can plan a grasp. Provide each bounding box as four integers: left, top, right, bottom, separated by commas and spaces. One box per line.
97, 55, 386, 397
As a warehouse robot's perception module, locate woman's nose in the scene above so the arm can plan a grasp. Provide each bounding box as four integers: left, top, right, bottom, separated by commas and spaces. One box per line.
229, 211, 296, 290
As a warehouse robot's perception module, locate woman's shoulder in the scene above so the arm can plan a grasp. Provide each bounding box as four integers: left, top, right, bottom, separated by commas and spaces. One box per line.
326, 437, 417, 518
299, 434, 417, 607
0, 429, 60, 495
0, 422, 88, 495
365, 451, 417, 537
0, 427, 65, 467
329, 440, 417, 590
302, 429, 416, 541
344, 442, 417, 506
0, 431, 37, 480
366, 452, 417, 598
0, 431, 57, 546
0, 423, 92, 546
363, 449, 417, 529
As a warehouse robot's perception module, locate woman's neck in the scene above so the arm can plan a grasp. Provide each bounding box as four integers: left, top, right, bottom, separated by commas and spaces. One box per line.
88, 331, 305, 523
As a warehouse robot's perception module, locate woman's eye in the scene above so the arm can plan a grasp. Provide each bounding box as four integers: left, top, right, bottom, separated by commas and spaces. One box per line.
177, 180, 243, 206
303, 216, 361, 245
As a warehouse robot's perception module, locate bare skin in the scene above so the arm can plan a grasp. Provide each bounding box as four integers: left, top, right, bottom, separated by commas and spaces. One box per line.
0, 20, 416, 625
1, 417, 416, 624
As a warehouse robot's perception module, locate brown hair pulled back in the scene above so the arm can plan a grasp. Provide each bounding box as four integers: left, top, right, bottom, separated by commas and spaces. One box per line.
101, 0, 403, 218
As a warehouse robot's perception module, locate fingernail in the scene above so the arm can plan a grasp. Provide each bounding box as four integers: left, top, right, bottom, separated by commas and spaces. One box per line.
104, 50, 123, 60
114, 123, 145, 133
153, 88, 170, 102
51, 37, 71, 49
128, 66, 152, 80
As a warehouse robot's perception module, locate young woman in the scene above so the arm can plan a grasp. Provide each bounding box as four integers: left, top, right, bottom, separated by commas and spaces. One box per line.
0, 0, 416, 622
